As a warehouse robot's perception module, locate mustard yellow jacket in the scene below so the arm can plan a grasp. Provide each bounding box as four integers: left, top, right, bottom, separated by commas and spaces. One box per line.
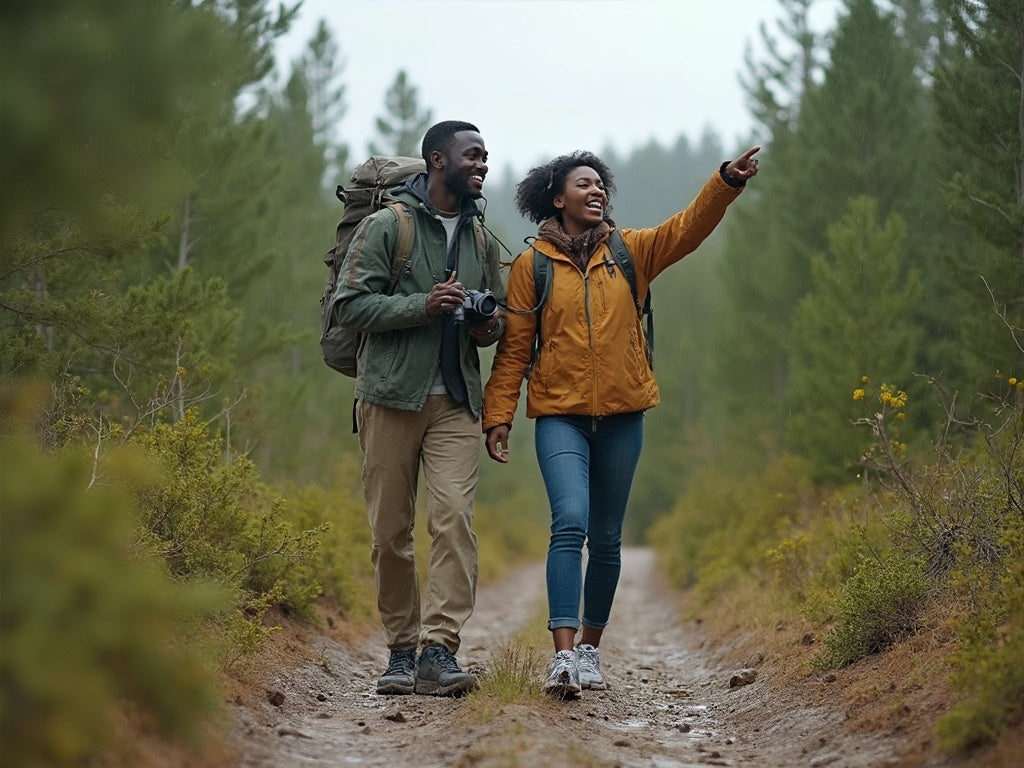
482, 170, 743, 431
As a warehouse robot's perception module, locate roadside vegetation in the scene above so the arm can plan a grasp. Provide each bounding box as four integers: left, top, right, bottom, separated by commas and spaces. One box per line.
651, 371, 1023, 759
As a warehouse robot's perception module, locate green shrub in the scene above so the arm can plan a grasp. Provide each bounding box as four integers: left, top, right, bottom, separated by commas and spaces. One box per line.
813, 552, 928, 668
936, 516, 1024, 754
0, 435, 225, 768
649, 455, 814, 602
284, 475, 376, 618
766, 533, 812, 599
130, 409, 325, 622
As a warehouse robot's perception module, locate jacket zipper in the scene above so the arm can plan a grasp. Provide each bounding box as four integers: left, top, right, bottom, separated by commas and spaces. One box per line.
583, 270, 599, 432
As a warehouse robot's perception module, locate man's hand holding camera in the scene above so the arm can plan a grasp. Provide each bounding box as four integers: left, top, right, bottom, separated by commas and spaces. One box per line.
427, 272, 504, 344
426, 273, 466, 317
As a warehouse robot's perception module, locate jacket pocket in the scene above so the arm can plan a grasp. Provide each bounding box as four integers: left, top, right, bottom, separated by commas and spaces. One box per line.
533, 337, 557, 394
364, 330, 400, 384
624, 327, 649, 385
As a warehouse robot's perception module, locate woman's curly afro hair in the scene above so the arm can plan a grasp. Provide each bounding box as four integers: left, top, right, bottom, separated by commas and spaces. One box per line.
514, 151, 615, 225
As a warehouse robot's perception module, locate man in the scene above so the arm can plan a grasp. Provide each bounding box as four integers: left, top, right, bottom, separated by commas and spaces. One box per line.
332, 121, 505, 696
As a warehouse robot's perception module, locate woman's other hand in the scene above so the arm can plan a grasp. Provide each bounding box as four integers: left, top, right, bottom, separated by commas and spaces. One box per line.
485, 424, 510, 463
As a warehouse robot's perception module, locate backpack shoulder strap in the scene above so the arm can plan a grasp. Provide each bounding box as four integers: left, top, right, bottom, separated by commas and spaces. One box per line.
532, 247, 552, 310
382, 201, 414, 293
526, 247, 553, 380
607, 229, 654, 368
471, 217, 486, 255
607, 229, 640, 312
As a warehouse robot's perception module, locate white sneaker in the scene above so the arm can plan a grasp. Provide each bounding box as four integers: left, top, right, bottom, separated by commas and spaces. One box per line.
543, 650, 581, 698
575, 644, 606, 690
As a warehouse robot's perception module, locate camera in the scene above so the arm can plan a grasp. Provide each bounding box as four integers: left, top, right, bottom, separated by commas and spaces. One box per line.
453, 289, 499, 324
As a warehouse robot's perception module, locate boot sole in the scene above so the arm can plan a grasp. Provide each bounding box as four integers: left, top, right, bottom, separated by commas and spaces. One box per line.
376, 681, 415, 695
414, 678, 477, 696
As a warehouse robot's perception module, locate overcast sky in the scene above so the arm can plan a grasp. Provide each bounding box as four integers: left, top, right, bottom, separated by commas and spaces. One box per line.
276, 0, 842, 177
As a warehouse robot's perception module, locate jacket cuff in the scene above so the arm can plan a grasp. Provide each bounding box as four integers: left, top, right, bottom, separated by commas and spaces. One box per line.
719, 161, 746, 188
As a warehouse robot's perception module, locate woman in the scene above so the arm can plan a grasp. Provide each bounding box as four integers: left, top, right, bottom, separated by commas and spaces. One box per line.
482, 146, 760, 696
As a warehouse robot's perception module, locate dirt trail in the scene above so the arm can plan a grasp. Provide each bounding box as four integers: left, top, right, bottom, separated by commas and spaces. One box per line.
228, 548, 904, 767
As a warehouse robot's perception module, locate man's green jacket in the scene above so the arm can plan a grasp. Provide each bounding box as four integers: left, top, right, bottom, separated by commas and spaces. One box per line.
330, 173, 506, 418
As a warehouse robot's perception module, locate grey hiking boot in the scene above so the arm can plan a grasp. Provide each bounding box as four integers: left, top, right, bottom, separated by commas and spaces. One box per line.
543, 650, 581, 698
415, 643, 478, 696
575, 643, 606, 690
376, 648, 416, 695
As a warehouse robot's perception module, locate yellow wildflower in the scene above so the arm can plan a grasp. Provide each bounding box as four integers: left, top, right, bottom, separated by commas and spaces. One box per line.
853, 388, 865, 401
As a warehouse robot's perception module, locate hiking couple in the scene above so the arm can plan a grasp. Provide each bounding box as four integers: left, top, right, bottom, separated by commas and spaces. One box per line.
330, 120, 759, 698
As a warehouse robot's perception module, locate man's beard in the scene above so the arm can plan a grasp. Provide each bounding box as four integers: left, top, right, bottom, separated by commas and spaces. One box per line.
444, 165, 481, 200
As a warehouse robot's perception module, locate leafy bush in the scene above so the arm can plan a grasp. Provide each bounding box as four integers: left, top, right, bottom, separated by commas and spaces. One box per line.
936, 509, 1024, 754
849, 372, 1024, 747
766, 532, 812, 599
284, 473, 376, 619
649, 455, 814, 600
853, 377, 1011, 577
813, 551, 929, 668
131, 409, 325, 616
0, 433, 225, 768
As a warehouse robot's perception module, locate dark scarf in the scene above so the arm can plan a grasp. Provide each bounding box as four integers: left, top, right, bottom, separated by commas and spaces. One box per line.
538, 218, 610, 272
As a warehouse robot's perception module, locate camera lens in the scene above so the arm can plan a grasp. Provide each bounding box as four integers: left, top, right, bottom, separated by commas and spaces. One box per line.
474, 293, 498, 316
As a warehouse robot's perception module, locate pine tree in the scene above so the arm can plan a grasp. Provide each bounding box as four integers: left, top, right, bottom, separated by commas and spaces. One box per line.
0, 2, 250, 411
158, 1, 298, 279
711, 0, 830, 459
296, 19, 349, 185
788, 196, 921, 481
713, 0, 943, 465
933, 0, 1024, 382
794, 0, 930, 264
738, 0, 825, 138
0, 1, 239, 244
368, 70, 434, 157
794, 0, 953, 400
232, 63, 352, 479
888, 0, 946, 78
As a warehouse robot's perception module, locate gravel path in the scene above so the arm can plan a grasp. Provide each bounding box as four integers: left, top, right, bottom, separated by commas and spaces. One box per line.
228, 548, 902, 767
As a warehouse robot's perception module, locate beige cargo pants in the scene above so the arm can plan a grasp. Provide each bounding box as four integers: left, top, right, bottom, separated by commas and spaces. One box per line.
357, 394, 480, 653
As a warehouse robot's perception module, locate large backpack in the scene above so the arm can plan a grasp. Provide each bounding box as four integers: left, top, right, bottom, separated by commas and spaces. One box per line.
529, 229, 654, 376
319, 155, 488, 378
319, 156, 424, 377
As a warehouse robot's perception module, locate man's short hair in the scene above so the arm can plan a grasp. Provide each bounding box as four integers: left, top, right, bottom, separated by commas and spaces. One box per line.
422, 121, 480, 165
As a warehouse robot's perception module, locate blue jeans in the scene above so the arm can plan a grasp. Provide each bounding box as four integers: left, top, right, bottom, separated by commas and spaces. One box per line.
535, 412, 644, 631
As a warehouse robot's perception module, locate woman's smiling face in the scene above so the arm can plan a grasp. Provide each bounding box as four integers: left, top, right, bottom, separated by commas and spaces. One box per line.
554, 166, 607, 235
